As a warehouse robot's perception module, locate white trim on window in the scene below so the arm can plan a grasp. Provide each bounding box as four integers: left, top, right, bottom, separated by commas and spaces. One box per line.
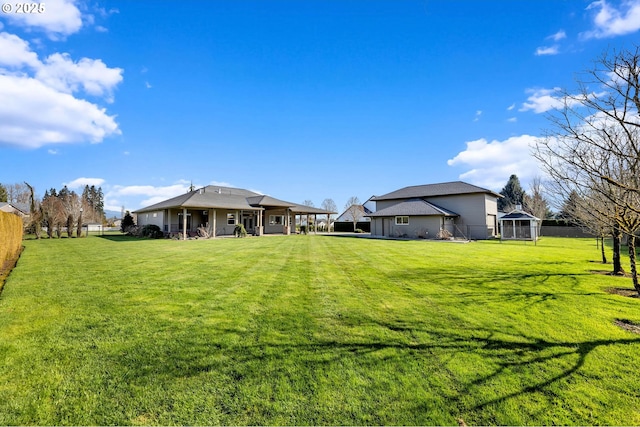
227, 213, 236, 225
395, 216, 409, 225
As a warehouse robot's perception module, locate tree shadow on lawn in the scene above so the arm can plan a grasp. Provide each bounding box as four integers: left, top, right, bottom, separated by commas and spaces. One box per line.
382, 266, 601, 307
107, 314, 640, 424
97, 235, 155, 243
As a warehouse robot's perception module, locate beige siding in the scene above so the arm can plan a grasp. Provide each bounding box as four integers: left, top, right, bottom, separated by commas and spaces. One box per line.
263, 208, 290, 234
372, 193, 499, 239
138, 211, 164, 228
372, 216, 441, 238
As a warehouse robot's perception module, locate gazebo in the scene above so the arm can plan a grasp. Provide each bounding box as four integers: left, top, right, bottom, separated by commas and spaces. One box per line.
499, 209, 540, 241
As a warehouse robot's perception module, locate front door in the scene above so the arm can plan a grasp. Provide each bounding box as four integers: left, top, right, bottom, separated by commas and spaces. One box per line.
243, 215, 254, 233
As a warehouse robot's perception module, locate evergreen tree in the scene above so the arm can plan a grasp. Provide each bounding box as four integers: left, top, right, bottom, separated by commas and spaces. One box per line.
0, 184, 7, 202
558, 191, 582, 224
121, 211, 135, 233
498, 174, 526, 212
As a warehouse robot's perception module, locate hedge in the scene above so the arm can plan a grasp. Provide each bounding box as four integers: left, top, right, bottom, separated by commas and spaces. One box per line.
0, 211, 23, 286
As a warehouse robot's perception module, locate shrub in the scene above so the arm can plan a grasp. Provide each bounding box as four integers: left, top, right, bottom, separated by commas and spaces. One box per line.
141, 224, 163, 239
234, 224, 247, 238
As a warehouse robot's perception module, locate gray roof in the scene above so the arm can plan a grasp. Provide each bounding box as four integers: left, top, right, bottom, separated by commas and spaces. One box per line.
290, 204, 337, 215
367, 198, 459, 218
134, 185, 336, 214
500, 210, 540, 221
135, 186, 260, 213
372, 181, 502, 201
246, 195, 295, 208
0, 202, 29, 214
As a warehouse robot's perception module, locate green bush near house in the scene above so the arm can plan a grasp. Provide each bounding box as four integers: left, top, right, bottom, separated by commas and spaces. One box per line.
141, 224, 163, 239
0, 235, 639, 425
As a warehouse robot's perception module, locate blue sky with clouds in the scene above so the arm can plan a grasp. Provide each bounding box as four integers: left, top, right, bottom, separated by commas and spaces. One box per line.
2, 0, 640, 213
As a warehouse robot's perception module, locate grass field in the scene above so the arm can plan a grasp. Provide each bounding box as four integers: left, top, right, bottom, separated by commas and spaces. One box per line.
0, 234, 639, 425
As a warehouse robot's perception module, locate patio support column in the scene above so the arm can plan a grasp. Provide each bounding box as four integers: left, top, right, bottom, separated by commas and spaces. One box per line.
284, 208, 290, 235
314, 214, 317, 234
212, 209, 216, 238
167, 208, 171, 234
182, 207, 187, 240
257, 209, 262, 236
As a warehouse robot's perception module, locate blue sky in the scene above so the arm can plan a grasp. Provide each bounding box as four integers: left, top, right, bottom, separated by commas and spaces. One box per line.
2, 0, 640, 214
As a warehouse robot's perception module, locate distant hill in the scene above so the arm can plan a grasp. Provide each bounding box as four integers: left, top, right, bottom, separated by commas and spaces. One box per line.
104, 209, 123, 219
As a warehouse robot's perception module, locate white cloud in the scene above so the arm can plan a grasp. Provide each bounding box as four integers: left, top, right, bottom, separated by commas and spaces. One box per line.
0, 31, 123, 148
520, 88, 565, 113
0, 74, 120, 148
447, 135, 543, 190
107, 182, 195, 209
548, 30, 567, 41
35, 53, 123, 101
582, 0, 640, 39
0, 32, 40, 68
507, 103, 515, 111
65, 177, 106, 189
2, 0, 83, 37
507, 117, 517, 123
535, 45, 560, 56
519, 87, 607, 114
103, 180, 253, 211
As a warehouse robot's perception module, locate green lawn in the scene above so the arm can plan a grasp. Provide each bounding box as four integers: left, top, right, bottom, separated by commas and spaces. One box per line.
1, 235, 639, 425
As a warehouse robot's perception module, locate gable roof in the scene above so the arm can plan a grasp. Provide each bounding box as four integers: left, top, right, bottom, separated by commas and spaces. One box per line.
367, 198, 459, 217
372, 181, 501, 201
500, 209, 540, 221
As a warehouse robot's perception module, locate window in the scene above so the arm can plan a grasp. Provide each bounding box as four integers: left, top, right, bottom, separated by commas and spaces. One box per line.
395, 216, 409, 225
227, 213, 236, 225
269, 215, 284, 225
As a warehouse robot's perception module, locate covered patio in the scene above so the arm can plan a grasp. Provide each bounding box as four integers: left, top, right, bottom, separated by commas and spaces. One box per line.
499, 210, 540, 241
134, 185, 335, 240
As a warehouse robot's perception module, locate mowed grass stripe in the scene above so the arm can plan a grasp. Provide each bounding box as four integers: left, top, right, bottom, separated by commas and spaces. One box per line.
0, 235, 639, 425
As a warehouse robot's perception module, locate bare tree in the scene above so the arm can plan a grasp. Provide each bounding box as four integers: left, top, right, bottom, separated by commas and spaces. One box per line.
523, 176, 549, 236
344, 196, 362, 232
321, 198, 337, 232
5, 183, 31, 205
533, 47, 640, 292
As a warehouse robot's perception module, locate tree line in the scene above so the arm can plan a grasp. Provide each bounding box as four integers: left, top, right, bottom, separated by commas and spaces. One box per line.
533, 46, 640, 294
0, 182, 106, 239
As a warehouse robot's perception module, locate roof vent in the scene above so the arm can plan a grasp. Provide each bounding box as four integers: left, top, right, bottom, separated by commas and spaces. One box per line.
515, 204, 522, 211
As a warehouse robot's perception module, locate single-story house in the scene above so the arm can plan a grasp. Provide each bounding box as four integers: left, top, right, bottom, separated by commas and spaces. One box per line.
499, 209, 540, 241
367, 181, 501, 240
334, 197, 375, 232
134, 185, 335, 239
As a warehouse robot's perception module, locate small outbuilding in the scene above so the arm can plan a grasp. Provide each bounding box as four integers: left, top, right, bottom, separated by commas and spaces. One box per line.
499, 209, 540, 241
